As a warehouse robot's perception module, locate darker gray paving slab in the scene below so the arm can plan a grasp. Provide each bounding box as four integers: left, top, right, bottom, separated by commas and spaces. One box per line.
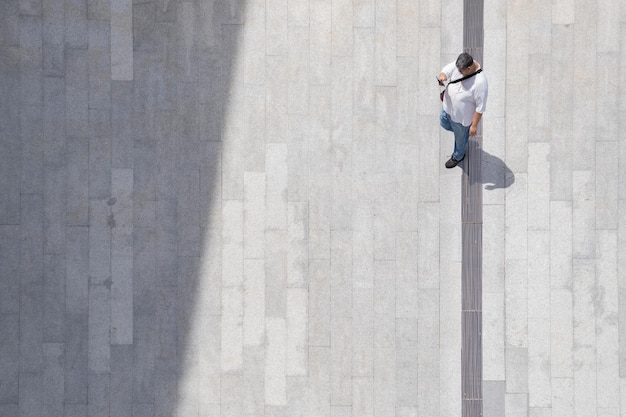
111, 346, 133, 417
20, 105, 43, 195
155, 285, 178, 372
19, 0, 41, 16
133, 3, 157, 52
64, 404, 87, 417
65, 54, 89, 138
42, 0, 64, 77
64, 314, 88, 404
87, 20, 111, 110
42, 343, 64, 417
65, 138, 89, 226
18, 372, 43, 417
43, 254, 65, 343
88, 284, 110, 373
111, 81, 134, 169
88, 133, 112, 199
0, 314, 19, 403
87, 373, 110, 417
87, 0, 110, 21
0, 405, 18, 417
133, 122, 157, 201
43, 76, 66, 167
0, 1, 19, 46
153, 370, 177, 417
133, 227, 156, 315
0, 226, 20, 314
43, 165, 67, 255
132, 313, 156, 405
64, 0, 88, 49
65, 227, 89, 314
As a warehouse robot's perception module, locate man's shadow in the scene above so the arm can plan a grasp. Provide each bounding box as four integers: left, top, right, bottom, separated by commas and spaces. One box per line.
461, 149, 515, 190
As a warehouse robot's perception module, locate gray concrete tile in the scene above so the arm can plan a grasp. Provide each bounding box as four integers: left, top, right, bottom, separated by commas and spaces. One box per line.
0, 314, 19, 403
308, 346, 330, 416
309, 259, 331, 347
64, 314, 88, 404
330, 316, 352, 405
0, 226, 20, 314
42, 343, 64, 417
65, 138, 89, 226
110, 345, 132, 417
42, 1, 64, 77
87, 372, 110, 417
64, 404, 87, 417
19, 372, 43, 417
88, 284, 110, 373
0, 1, 19, 46
43, 254, 65, 343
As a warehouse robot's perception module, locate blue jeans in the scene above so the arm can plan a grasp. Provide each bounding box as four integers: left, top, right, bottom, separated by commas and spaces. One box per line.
439, 109, 470, 160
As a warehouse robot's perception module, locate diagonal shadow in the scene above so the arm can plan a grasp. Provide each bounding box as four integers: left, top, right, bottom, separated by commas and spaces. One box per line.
460, 149, 515, 190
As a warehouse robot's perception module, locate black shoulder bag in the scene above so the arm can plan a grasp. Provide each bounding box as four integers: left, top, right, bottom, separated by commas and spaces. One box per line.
439, 68, 483, 101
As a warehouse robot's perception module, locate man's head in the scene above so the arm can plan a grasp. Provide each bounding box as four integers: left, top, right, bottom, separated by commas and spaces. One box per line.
456, 52, 474, 74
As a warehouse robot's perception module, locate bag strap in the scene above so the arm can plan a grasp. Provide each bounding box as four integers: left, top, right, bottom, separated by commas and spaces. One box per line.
448, 68, 482, 84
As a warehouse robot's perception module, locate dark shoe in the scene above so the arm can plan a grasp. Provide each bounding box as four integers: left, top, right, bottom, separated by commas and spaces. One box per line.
445, 155, 465, 169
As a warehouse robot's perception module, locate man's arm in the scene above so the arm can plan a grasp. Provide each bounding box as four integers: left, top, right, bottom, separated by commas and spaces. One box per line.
469, 112, 482, 136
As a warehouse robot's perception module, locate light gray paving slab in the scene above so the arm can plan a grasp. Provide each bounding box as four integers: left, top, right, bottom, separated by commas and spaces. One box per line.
482, 292, 504, 381
374, 260, 395, 348
243, 258, 265, 346
286, 288, 307, 376
596, 229, 620, 408
266, 229, 288, 318
308, 347, 331, 417
552, 378, 574, 417
352, 288, 374, 378
551, 289, 573, 378
373, 348, 395, 417
331, 0, 352, 56
572, 171, 596, 258
352, 376, 374, 417
483, 380, 505, 417
550, 200, 573, 289
395, 319, 417, 407
395, 232, 418, 318
265, 318, 287, 406
243, 346, 265, 415
309, 258, 331, 347
330, 316, 352, 406
374, 0, 396, 86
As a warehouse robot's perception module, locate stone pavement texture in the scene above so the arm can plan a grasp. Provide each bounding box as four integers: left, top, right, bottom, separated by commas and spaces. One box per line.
0, 0, 624, 416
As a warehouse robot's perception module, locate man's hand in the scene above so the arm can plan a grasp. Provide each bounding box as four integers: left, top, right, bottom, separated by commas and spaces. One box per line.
438, 72, 447, 85
470, 124, 477, 136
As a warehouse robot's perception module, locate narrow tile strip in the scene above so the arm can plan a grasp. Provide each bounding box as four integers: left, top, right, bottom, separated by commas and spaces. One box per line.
462, 0, 484, 416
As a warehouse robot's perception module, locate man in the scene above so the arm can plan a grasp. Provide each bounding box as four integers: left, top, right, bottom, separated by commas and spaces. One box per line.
437, 52, 488, 168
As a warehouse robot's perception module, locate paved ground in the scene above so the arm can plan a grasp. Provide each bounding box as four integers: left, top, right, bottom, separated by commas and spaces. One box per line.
0, 0, 625, 416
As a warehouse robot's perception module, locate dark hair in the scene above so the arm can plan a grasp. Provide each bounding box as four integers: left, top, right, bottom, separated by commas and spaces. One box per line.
456, 52, 473, 69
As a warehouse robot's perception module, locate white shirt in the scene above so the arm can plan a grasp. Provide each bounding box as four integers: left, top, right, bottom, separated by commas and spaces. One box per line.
440, 61, 488, 127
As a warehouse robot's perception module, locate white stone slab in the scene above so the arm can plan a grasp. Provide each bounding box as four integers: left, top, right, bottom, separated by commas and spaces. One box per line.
505, 259, 528, 348
244, 259, 265, 346
483, 292, 505, 380
266, 318, 287, 405
551, 290, 573, 378
286, 288, 307, 376
505, 173, 528, 261
222, 200, 244, 287
550, 200, 573, 289
221, 286, 243, 372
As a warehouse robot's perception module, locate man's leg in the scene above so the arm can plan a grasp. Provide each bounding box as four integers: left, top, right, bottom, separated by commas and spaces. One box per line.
439, 108, 453, 132
451, 122, 470, 160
